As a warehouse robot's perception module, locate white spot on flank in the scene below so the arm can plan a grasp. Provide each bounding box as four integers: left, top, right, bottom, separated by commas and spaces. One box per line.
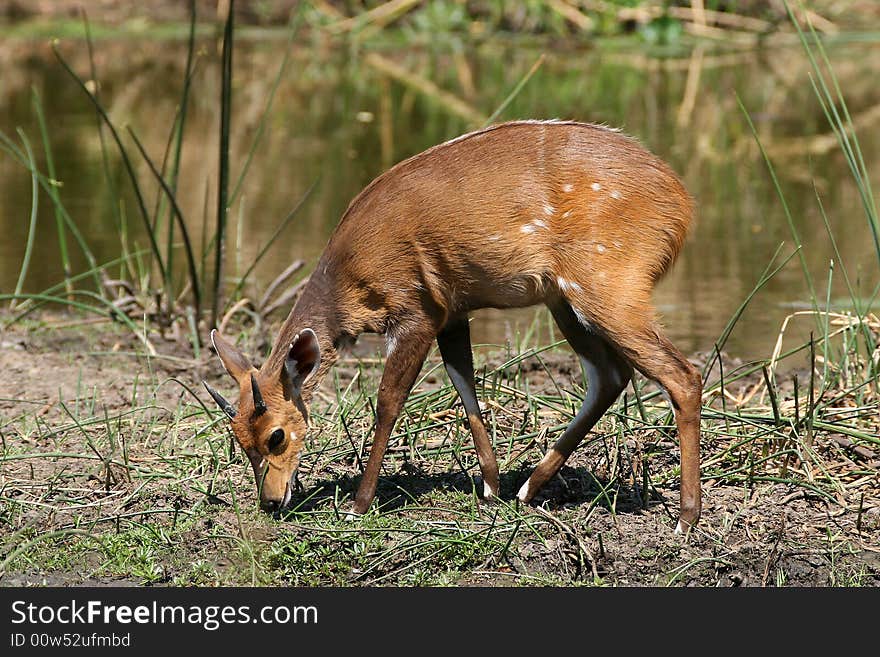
556, 277, 583, 293
613, 240, 623, 248
488, 234, 502, 241
562, 210, 572, 218
611, 190, 622, 200
562, 183, 574, 193
543, 204, 555, 216
521, 224, 537, 234
591, 182, 601, 192
532, 219, 548, 229
596, 243, 607, 254
517, 479, 531, 502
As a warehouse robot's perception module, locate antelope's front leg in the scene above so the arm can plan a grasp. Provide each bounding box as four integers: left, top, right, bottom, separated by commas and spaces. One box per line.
352, 327, 436, 514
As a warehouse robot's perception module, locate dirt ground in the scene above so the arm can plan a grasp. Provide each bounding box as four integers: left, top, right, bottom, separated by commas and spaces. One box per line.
1, 314, 878, 587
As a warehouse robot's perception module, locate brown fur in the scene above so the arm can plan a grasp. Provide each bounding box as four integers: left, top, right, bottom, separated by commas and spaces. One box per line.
209, 121, 702, 529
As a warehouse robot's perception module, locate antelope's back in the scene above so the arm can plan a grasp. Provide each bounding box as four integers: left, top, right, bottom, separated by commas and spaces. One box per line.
328, 121, 694, 311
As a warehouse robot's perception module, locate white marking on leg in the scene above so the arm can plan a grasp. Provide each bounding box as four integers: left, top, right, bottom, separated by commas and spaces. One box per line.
573, 308, 592, 330
385, 332, 398, 356
674, 520, 684, 535
591, 182, 601, 192
562, 183, 574, 192
516, 479, 531, 502
483, 480, 496, 500
610, 190, 622, 200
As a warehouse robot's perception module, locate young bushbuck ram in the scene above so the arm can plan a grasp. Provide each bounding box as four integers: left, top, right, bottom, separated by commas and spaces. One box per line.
204, 120, 703, 532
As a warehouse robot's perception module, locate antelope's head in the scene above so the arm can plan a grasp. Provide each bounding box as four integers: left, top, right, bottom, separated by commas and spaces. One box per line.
203, 328, 320, 515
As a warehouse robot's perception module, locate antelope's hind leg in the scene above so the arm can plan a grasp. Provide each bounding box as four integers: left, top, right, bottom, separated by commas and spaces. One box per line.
437, 317, 501, 499
517, 300, 632, 503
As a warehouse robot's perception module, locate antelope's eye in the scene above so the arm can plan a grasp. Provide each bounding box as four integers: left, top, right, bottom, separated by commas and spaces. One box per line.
267, 428, 286, 451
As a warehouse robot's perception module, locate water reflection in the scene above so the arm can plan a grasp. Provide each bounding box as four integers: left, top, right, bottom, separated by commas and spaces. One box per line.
1, 35, 878, 360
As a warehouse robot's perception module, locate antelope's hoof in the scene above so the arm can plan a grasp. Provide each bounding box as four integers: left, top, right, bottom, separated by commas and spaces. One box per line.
474, 476, 500, 503
674, 512, 700, 535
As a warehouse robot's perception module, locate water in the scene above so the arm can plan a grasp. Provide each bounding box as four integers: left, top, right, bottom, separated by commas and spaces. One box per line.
1, 33, 879, 361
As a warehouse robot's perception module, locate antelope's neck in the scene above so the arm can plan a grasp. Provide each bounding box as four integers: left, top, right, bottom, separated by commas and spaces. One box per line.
264, 268, 342, 397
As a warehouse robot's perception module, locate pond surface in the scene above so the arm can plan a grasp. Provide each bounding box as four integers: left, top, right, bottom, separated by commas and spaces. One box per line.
1, 32, 879, 361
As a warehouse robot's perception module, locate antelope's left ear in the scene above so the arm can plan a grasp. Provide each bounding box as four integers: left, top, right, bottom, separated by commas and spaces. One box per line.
211, 329, 252, 383
282, 328, 321, 401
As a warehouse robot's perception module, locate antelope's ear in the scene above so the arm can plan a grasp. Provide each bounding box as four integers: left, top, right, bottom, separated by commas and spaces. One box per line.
210, 329, 252, 383
282, 328, 321, 400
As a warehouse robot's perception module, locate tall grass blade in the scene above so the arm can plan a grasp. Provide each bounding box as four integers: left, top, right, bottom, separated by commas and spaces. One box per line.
127, 127, 202, 330
737, 94, 818, 315
52, 42, 169, 301
212, 0, 235, 329
0, 130, 101, 295
158, 0, 199, 305
81, 9, 127, 271
225, 180, 318, 305
790, 3, 880, 266
483, 54, 545, 127
229, 5, 304, 207
10, 130, 39, 311
31, 87, 72, 299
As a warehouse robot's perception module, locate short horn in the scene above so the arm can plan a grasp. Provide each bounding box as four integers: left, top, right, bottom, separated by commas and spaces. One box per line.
203, 381, 236, 418
251, 373, 267, 415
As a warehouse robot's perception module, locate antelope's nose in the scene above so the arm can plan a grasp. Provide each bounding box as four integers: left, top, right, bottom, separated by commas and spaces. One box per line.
260, 498, 282, 514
